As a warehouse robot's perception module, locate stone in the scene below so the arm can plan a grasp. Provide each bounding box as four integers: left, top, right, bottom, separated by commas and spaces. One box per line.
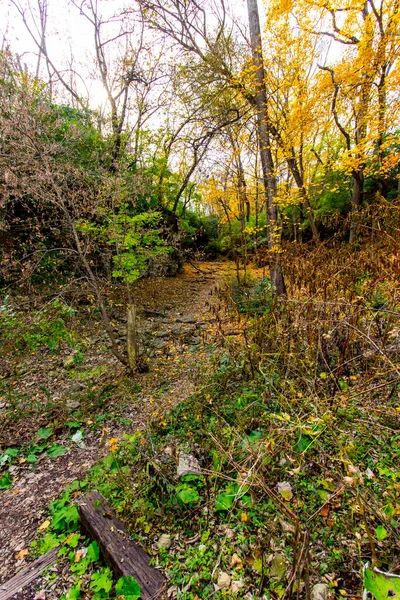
177, 452, 201, 477
63, 354, 75, 369
176, 316, 196, 324
311, 583, 330, 600
217, 572, 231, 589
279, 518, 296, 533
277, 481, 293, 500
270, 553, 286, 580
171, 325, 183, 335
157, 534, 172, 550
231, 580, 244, 594
155, 330, 169, 338
231, 553, 243, 569
152, 340, 167, 350
66, 399, 80, 410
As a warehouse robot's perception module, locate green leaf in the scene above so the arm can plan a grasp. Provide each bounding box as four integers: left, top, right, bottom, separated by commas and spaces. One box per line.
65, 582, 81, 600
177, 487, 200, 505
51, 505, 80, 532
65, 533, 80, 548
26, 454, 38, 463
90, 568, 113, 593
37, 427, 53, 440
375, 525, 388, 541
87, 540, 100, 563
294, 435, 312, 453
115, 576, 141, 600
0, 472, 12, 489
39, 533, 60, 553
5, 447, 19, 457
363, 563, 400, 599
47, 444, 67, 458
71, 430, 85, 449
215, 492, 234, 511
0, 455, 10, 467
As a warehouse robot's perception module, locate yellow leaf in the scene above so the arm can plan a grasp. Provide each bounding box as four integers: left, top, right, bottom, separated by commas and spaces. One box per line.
15, 549, 29, 560
240, 512, 249, 523
74, 550, 83, 562
64, 533, 76, 545
107, 437, 119, 446
38, 520, 51, 531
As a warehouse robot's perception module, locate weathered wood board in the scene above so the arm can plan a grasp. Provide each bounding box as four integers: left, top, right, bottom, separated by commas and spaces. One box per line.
78, 490, 165, 599
0, 547, 59, 600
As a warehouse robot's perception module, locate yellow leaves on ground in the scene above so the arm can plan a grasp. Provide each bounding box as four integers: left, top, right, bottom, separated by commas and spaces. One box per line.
74, 550, 84, 562
107, 437, 119, 452
38, 519, 51, 531
15, 548, 29, 561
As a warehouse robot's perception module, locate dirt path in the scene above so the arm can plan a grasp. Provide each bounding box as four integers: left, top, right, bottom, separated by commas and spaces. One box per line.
0, 261, 232, 586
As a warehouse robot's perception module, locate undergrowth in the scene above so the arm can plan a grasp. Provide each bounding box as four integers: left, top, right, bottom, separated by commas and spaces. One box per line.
12, 218, 400, 599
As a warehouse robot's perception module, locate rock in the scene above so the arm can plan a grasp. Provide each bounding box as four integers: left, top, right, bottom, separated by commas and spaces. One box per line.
311, 583, 330, 600
63, 354, 75, 369
177, 452, 201, 477
152, 340, 167, 350
155, 330, 169, 338
270, 553, 286, 580
231, 553, 243, 569
231, 580, 244, 594
66, 399, 80, 410
217, 572, 231, 589
277, 481, 293, 500
171, 325, 183, 335
279, 518, 296, 533
68, 382, 85, 393
157, 534, 172, 550
176, 316, 196, 324
219, 525, 235, 539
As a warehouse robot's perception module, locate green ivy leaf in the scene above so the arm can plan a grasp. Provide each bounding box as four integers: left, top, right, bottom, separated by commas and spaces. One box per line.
364, 563, 400, 599
215, 492, 234, 511
87, 540, 100, 562
0, 472, 12, 490
47, 444, 67, 458
115, 576, 141, 600
375, 526, 388, 541
37, 427, 53, 440
177, 487, 200, 505
65, 582, 81, 600
90, 568, 113, 593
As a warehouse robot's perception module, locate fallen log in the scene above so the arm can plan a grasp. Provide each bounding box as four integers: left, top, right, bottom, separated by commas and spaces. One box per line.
78, 491, 165, 599
0, 547, 59, 600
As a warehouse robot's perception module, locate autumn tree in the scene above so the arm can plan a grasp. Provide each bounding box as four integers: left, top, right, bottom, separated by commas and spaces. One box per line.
296, 0, 400, 241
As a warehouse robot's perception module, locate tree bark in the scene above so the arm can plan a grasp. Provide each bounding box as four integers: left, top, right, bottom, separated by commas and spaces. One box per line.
246, 0, 286, 295
349, 170, 364, 244
127, 304, 137, 370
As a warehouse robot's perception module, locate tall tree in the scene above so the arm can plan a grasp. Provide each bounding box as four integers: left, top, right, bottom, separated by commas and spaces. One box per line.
246, 0, 286, 293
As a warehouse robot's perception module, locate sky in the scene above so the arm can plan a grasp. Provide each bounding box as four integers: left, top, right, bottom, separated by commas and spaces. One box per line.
0, 0, 251, 110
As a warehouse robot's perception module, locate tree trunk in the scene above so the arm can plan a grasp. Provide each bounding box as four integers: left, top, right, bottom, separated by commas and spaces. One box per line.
127, 304, 137, 371
349, 171, 363, 244
286, 157, 320, 241
246, 0, 286, 295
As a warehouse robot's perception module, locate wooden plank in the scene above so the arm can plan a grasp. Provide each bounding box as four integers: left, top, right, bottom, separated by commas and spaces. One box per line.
0, 547, 59, 600
78, 491, 165, 599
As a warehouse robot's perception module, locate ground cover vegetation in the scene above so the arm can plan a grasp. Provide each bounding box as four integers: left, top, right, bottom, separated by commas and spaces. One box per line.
0, 0, 400, 598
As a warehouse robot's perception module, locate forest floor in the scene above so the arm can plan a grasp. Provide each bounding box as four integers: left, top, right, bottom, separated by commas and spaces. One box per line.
0, 250, 399, 600
0, 261, 235, 589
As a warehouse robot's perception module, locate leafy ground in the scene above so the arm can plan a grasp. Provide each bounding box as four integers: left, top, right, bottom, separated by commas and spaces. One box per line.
0, 246, 399, 600
0, 261, 229, 592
